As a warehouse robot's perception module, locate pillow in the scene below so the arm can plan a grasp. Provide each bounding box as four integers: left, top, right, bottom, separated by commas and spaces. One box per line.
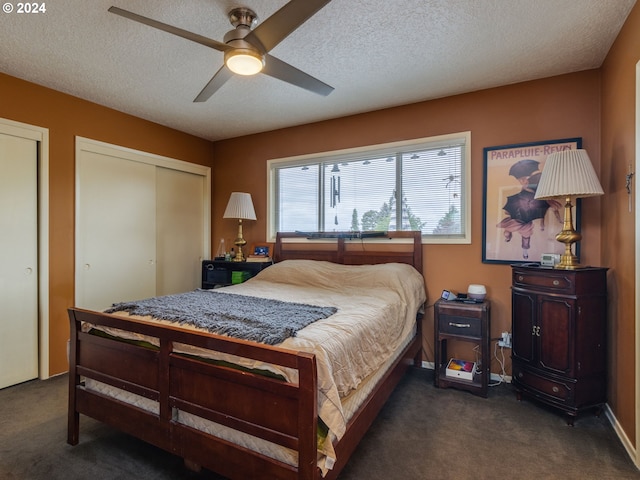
254, 259, 426, 302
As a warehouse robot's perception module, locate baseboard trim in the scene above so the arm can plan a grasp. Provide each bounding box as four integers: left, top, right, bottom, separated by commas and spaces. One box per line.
604, 403, 637, 468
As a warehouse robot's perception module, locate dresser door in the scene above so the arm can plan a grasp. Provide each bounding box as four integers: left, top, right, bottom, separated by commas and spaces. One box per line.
537, 295, 574, 376
512, 290, 536, 365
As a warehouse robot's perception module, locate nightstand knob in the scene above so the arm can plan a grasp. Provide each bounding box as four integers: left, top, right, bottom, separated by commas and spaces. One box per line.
518, 275, 524, 281
552, 386, 559, 393
553, 280, 559, 286
518, 372, 523, 378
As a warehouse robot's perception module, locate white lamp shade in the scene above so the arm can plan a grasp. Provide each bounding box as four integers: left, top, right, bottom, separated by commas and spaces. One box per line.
223, 192, 257, 220
534, 149, 604, 200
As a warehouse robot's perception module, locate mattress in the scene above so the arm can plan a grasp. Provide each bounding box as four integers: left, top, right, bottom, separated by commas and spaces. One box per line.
83, 259, 426, 475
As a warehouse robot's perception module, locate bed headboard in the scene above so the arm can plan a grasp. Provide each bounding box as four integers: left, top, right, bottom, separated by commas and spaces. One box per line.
273, 231, 423, 275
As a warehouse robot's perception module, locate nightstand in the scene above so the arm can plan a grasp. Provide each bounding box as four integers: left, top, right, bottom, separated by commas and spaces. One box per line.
434, 298, 491, 397
201, 260, 273, 289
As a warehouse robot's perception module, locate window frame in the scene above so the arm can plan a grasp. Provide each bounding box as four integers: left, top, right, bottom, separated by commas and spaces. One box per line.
266, 131, 471, 244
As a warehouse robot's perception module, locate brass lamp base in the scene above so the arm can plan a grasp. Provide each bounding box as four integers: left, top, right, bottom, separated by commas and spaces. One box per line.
233, 219, 247, 262
554, 197, 582, 270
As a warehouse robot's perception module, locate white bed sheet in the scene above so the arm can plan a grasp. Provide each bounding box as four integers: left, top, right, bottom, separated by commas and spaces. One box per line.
83, 260, 426, 474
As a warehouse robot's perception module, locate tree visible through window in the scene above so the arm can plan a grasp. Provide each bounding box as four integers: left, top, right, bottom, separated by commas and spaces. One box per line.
268, 132, 470, 244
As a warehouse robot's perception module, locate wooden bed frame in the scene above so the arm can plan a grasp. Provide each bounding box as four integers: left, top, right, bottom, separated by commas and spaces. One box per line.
68, 231, 424, 479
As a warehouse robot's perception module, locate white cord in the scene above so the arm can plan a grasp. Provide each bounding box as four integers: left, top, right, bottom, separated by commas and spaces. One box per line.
489, 341, 508, 386
471, 344, 482, 373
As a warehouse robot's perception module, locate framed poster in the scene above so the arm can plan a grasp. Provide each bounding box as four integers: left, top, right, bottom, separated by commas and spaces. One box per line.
482, 138, 582, 264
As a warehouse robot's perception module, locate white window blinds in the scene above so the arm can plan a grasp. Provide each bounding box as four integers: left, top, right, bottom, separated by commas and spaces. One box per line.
269, 132, 471, 243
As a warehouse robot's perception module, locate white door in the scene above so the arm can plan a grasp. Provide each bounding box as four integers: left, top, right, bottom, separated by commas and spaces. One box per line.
76, 151, 157, 310
0, 133, 38, 388
156, 167, 205, 295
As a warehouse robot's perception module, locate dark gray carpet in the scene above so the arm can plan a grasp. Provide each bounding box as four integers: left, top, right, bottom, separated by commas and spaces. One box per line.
1, 368, 638, 479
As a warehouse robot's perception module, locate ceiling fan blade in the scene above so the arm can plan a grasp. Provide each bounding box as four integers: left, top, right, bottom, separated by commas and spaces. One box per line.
108, 6, 230, 52
193, 65, 234, 102
262, 54, 333, 96
245, 0, 332, 53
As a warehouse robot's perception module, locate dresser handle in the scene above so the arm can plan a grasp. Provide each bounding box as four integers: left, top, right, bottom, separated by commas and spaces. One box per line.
553, 280, 559, 286
518, 275, 524, 281
448, 322, 471, 328
552, 386, 559, 393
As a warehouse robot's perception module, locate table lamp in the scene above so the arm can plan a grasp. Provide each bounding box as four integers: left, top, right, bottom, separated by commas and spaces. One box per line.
534, 149, 604, 269
223, 192, 256, 262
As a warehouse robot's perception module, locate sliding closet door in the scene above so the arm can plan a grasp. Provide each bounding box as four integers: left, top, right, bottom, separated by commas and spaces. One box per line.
76, 138, 210, 311
156, 167, 205, 295
0, 133, 38, 388
76, 151, 156, 310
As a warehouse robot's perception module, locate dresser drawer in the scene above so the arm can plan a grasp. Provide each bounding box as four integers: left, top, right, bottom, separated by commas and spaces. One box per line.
512, 269, 574, 294
438, 313, 482, 337
513, 366, 573, 404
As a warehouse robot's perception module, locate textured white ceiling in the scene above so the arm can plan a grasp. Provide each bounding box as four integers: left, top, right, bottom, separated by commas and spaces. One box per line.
0, 0, 635, 141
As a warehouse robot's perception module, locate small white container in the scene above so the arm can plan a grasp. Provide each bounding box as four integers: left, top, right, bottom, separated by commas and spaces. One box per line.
467, 284, 487, 301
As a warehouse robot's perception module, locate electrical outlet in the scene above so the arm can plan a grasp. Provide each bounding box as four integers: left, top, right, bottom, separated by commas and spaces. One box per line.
498, 332, 512, 348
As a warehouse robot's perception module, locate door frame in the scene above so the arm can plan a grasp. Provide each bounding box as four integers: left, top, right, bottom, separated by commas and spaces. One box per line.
0, 117, 50, 380
635, 61, 640, 470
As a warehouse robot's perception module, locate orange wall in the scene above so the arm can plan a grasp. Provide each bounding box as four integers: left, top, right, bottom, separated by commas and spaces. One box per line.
601, 2, 640, 449
0, 73, 214, 375
212, 70, 603, 375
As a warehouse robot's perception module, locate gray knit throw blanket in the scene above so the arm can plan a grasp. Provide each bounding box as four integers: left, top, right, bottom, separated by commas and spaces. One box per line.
105, 289, 337, 345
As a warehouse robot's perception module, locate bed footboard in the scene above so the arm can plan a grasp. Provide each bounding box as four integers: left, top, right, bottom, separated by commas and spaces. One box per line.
68, 307, 319, 480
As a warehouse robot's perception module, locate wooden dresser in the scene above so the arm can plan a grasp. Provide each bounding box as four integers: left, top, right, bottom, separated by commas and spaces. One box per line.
511, 264, 607, 424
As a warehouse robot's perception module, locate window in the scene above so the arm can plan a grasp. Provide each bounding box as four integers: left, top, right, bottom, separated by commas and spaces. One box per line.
267, 132, 471, 244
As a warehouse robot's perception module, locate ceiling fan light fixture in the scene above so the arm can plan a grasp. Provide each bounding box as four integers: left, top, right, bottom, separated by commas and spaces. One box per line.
225, 49, 264, 76
108, 2, 334, 101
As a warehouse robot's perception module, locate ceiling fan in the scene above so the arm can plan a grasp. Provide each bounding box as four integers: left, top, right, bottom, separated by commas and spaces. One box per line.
108, 1, 334, 102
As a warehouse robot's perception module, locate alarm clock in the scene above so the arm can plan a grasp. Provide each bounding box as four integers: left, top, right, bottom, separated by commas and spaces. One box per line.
541, 253, 560, 266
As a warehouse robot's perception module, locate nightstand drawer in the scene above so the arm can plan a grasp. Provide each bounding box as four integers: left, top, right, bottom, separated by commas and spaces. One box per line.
512, 269, 574, 293
438, 313, 482, 337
